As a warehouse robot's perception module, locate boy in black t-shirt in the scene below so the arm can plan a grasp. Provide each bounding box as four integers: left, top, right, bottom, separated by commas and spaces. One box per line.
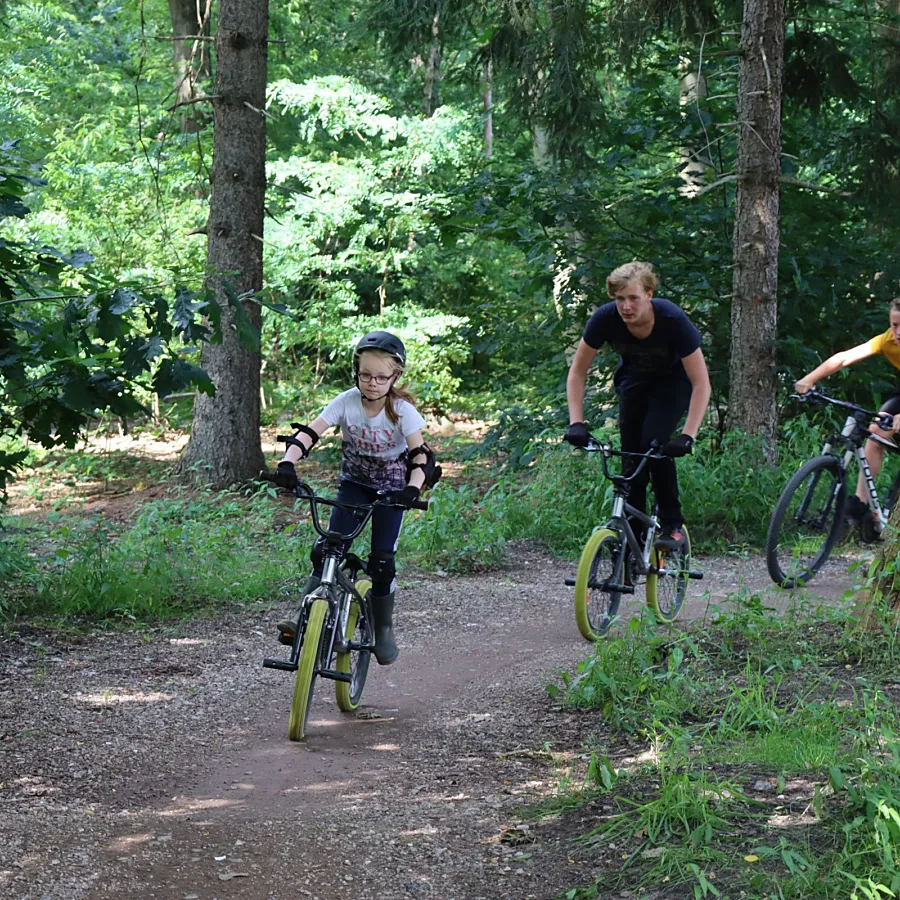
564, 262, 711, 549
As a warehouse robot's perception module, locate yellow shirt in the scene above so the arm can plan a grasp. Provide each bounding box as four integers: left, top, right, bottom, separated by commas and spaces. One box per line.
869, 329, 900, 370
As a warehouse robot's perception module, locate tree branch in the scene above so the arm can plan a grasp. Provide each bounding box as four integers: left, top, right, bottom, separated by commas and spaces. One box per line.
693, 173, 855, 197
167, 95, 220, 112
243, 101, 274, 120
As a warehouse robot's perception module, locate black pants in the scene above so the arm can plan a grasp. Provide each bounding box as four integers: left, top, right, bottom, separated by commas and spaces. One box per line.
618, 380, 693, 528
310, 481, 404, 597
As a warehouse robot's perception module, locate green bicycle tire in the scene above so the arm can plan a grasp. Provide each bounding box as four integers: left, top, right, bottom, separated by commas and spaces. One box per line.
288, 598, 327, 741
574, 527, 623, 641
646, 523, 692, 623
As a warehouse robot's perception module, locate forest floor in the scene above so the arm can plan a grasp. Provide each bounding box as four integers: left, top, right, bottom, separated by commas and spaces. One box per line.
0, 429, 872, 899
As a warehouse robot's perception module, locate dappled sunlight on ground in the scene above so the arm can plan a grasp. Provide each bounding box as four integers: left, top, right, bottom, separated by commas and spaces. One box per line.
73, 690, 176, 707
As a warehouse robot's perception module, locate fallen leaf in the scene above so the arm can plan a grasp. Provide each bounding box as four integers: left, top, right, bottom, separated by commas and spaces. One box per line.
744, 855, 759, 863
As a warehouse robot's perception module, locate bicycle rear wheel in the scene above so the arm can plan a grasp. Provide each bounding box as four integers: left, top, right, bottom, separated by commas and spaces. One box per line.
646, 524, 691, 623
335, 578, 372, 712
574, 528, 624, 641
288, 598, 328, 741
766, 455, 847, 588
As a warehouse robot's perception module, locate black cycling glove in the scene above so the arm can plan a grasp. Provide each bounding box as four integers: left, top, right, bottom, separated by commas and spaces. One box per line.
663, 434, 695, 458
390, 485, 421, 509
273, 460, 299, 489
564, 422, 590, 447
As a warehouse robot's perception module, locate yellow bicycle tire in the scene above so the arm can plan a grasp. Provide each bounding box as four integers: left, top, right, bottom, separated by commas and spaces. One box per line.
288, 598, 327, 741
646, 524, 691, 624
574, 528, 623, 641
335, 578, 372, 712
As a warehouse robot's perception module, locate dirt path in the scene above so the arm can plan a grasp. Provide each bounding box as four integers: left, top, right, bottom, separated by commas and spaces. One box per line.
0, 544, 866, 900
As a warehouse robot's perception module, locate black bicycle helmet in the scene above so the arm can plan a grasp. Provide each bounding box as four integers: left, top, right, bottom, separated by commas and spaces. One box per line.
353, 331, 407, 370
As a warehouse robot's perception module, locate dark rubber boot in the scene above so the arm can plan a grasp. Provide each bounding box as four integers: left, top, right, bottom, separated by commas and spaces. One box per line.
276, 575, 320, 645
371, 592, 399, 665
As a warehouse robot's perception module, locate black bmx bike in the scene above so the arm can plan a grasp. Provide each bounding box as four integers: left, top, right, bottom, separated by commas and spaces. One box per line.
260, 472, 427, 741
565, 437, 704, 640
766, 390, 900, 588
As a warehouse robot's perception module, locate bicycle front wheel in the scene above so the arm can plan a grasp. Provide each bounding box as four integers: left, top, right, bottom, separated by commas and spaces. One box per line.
574, 528, 624, 641
289, 598, 328, 741
335, 578, 372, 712
646, 524, 691, 623
766, 455, 847, 588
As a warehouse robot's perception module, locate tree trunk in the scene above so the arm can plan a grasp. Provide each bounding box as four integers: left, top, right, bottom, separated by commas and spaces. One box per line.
423, 10, 442, 117
483, 57, 493, 160
168, 0, 212, 133
727, 0, 784, 460
677, 56, 710, 197
176, 0, 268, 487
852, 501, 900, 626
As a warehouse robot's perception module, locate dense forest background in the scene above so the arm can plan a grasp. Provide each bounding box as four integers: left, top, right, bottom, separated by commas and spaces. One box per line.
1, 0, 899, 491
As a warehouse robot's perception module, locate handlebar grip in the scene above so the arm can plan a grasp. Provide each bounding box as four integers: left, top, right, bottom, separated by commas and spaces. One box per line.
259, 470, 277, 482
411, 499, 429, 511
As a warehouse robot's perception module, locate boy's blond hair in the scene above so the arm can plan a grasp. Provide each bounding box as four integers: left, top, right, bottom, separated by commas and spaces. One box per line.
606, 261, 658, 298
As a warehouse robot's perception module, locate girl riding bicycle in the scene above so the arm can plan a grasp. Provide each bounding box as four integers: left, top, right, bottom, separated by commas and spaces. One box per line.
272, 331, 438, 665
564, 261, 711, 549
795, 297, 900, 524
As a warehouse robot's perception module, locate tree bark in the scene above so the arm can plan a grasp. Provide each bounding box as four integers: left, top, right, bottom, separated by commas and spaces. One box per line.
852, 501, 900, 626
423, 9, 443, 117
727, 0, 784, 460
176, 0, 267, 487
168, 0, 212, 133
677, 56, 710, 197
483, 57, 493, 159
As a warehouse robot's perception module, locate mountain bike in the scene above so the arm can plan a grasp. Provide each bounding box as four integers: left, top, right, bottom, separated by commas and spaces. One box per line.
766, 390, 900, 588
260, 472, 427, 741
565, 437, 704, 640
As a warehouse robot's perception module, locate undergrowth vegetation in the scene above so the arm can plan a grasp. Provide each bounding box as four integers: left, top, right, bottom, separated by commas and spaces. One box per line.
2, 411, 899, 622
545, 591, 900, 899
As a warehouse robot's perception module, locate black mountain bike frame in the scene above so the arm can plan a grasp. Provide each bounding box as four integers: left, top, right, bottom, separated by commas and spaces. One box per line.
797, 391, 900, 533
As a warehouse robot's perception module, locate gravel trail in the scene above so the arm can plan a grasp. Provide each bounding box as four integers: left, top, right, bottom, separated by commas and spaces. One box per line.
0, 543, 864, 900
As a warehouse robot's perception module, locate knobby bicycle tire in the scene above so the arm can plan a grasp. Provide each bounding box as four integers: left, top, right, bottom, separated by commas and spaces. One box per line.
288, 598, 328, 741
766, 455, 847, 589
646, 523, 691, 623
335, 578, 372, 712
574, 527, 624, 641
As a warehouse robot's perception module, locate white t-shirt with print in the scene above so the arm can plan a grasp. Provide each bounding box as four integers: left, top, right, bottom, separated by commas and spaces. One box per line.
320, 388, 426, 490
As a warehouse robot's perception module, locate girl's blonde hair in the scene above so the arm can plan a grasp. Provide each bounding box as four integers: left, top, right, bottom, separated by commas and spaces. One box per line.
606, 261, 658, 298
358, 348, 416, 425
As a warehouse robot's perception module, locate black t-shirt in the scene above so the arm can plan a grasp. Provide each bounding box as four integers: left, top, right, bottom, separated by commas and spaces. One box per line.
582, 298, 701, 392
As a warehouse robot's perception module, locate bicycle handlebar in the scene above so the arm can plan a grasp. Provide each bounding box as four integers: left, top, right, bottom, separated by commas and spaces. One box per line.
792, 390, 895, 431
259, 472, 428, 542
576, 436, 669, 484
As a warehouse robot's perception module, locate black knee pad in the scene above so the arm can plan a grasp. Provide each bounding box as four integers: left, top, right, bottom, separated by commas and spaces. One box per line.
367, 550, 396, 586
310, 537, 327, 571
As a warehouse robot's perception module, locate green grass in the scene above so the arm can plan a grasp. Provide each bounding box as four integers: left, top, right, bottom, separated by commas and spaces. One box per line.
3, 484, 310, 621
544, 587, 900, 900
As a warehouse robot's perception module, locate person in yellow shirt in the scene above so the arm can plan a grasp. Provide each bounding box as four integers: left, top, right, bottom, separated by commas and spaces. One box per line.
795, 297, 900, 523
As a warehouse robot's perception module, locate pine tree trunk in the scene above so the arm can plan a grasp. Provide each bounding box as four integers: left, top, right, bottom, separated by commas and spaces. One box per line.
423, 10, 442, 117
176, 0, 268, 487
677, 58, 710, 197
728, 0, 784, 460
483, 57, 493, 159
167, 0, 212, 133
853, 501, 900, 626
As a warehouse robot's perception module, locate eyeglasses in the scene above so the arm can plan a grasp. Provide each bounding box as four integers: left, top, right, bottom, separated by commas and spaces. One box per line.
358, 373, 393, 385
